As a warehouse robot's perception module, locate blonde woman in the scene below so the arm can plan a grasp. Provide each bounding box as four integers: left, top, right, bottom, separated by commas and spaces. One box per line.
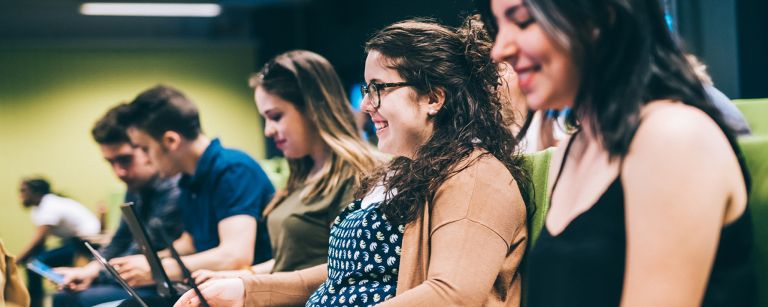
193, 50, 383, 282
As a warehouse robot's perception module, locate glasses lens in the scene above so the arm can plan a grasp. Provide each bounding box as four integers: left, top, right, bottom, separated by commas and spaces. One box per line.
370, 83, 380, 107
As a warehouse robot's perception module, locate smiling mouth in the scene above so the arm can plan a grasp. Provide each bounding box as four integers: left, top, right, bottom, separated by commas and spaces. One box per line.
515, 64, 541, 91
374, 121, 389, 130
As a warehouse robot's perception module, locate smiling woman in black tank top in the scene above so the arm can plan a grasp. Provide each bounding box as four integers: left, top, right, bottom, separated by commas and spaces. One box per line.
479, 0, 756, 306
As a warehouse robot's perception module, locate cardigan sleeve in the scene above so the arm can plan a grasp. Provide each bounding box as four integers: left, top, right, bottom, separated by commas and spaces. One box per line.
241, 263, 327, 307
378, 154, 527, 306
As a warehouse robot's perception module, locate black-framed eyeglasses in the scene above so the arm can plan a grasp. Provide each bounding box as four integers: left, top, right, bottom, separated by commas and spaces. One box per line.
505, 1, 535, 29
360, 81, 415, 109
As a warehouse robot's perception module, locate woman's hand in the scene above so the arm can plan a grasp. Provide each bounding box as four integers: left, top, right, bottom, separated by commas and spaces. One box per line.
174, 278, 245, 307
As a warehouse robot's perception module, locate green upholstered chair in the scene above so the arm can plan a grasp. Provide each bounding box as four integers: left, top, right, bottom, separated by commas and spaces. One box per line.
733, 99, 768, 136
739, 136, 768, 305
522, 148, 555, 247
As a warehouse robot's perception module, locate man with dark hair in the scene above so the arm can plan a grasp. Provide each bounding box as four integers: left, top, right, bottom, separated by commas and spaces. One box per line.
51, 103, 184, 307
111, 85, 274, 291
17, 178, 100, 307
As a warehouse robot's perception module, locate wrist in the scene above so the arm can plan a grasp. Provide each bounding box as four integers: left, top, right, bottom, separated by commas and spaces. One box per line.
85, 263, 102, 277
161, 257, 182, 281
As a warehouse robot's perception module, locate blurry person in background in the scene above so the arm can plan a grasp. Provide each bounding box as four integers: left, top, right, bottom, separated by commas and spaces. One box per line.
193, 50, 383, 283
52, 103, 184, 307
686, 54, 752, 136
499, 62, 565, 152
16, 177, 100, 307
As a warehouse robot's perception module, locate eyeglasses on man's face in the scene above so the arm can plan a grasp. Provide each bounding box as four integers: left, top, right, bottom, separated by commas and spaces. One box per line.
360, 81, 415, 109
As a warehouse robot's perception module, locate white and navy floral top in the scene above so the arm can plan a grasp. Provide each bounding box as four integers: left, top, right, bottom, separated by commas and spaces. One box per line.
306, 185, 405, 306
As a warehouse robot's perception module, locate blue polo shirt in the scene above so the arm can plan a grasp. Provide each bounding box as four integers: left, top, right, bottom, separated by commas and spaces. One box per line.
178, 138, 274, 264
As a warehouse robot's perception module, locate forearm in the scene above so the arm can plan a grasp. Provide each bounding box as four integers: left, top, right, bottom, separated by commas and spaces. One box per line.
82, 261, 103, 277
241, 263, 327, 307
18, 228, 49, 261
164, 246, 252, 280
250, 259, 275, 274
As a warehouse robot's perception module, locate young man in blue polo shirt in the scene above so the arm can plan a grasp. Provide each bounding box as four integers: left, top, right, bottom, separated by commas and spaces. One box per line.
111, 85, 274, 290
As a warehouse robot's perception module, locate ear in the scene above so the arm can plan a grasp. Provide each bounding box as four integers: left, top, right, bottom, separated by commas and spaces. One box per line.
161, 131, 183, 152
426, 87, 447, 116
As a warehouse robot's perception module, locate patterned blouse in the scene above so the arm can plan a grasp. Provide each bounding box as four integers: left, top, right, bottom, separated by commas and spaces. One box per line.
306, 195, 405, 306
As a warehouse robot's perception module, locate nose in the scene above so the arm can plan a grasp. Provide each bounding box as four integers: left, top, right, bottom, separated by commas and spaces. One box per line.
490, 27, 519, 65
263, 120, 277, 138
360, 93, 376, 114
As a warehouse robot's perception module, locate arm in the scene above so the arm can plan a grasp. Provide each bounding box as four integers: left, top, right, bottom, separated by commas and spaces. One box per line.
175, 263, 328, 307
111, 231, 197, 287
192, 259, 275, 284
163, 215, 257, 280
17, 225, 51, 262
380, 155, 527, 306
157, 232, 195, 259
620, 104, 745, 306
249, 259, 275, 274
99, 219, 133, 260
54, 261, 102, 291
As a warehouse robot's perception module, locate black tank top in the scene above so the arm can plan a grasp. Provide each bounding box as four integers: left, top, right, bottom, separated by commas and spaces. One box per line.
526, 131, 756, 307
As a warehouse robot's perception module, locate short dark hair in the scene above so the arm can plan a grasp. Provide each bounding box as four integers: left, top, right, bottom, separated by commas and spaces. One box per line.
22, 178, 51, 196
92, 103, 132, 145
119, 85, 202, 141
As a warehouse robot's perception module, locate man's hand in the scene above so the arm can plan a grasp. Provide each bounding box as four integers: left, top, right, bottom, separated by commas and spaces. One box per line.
109, 255, 154, 287
54, 266, 99, 292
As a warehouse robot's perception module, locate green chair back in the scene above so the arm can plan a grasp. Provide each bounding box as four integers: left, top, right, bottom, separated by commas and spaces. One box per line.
739, 136, 768, 305
733, 99, 768, 135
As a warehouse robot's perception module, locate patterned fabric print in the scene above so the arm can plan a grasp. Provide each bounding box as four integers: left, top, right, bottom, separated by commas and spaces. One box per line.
307, 200, 405, 306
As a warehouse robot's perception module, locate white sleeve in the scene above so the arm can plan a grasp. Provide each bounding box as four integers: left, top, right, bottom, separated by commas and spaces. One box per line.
32, 201, 62, 227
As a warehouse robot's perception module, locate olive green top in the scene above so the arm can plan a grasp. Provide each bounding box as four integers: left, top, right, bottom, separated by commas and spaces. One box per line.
266, 177, 356, 273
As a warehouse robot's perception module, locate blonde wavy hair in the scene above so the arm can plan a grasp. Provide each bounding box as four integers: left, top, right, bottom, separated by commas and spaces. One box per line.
250, 50, 384, 213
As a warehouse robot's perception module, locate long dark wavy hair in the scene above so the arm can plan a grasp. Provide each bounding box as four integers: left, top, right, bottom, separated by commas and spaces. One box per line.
477, 0, 737, 158
358, 15, 531, 225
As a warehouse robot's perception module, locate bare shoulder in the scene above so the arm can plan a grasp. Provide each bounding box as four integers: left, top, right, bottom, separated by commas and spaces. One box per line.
623, 100, 741, 199
630, 100, 732, 162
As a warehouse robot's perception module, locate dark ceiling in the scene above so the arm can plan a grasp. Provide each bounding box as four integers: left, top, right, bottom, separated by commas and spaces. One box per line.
0, 0, 477, 85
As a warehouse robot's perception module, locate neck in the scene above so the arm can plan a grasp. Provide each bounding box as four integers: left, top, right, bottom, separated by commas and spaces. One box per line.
181, 135, 212, 176
309, 143, 330, 176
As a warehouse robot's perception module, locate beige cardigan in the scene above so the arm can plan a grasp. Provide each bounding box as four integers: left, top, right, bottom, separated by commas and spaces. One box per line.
242, 151, 528, 306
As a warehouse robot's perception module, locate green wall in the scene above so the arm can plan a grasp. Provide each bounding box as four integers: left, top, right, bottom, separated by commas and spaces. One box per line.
0, 43, 265, 256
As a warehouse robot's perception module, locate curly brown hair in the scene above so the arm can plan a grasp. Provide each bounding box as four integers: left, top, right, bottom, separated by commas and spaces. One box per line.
358, 15, 531, 224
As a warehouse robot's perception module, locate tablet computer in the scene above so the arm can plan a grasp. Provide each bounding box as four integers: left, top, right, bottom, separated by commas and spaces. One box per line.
26, 259, 65, 285
84, 242, 149, 307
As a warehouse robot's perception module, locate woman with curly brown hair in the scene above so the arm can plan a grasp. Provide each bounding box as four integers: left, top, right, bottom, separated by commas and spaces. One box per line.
175, 15, 530, 307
